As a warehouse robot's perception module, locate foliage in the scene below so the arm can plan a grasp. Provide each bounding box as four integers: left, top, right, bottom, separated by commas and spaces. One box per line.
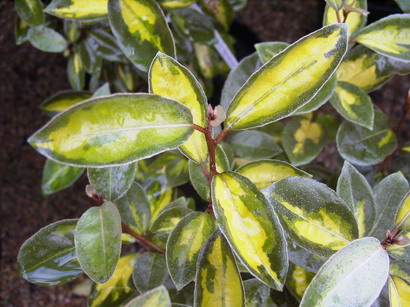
15, 0, 410, 306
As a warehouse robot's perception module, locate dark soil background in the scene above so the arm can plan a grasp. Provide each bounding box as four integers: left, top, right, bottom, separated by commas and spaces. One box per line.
1, 0, 409, 306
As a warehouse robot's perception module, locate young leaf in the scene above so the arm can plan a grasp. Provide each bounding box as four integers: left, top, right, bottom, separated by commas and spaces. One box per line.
229, 130, 282, 160
88, 254, 138, 307
115, 182, 151, 235
325, 0, 347, 11
15, 16, 30, 45
15, 0, 45, 27
355, 14, 410, 62
330, 81, 374, 129
28, 26, 68, 53
236, 159, 311, 190
40, 91, 91, 115
243, 279, 271, 307
45, 0, 108, 20
300, 238, 389, 307
336, 161, 376, 237
42, 159, 84, 195
67, 52, 85, 91
286, 264, 315, 301
212, 171, 288, 290
108, 0, 176, 72
369, 172, 409, 240
75, 201, 122, 283
29, 94, 194, 167
225, 24, 347, 130
166, 212, 217, 290
254, 42, 289, 63
17, 219, 82, 286
199, 0, 233, 31
88, 163, 137, 201
194, 231, 244, 307
387, 232, 410, 264
395, 191, 410, 231
336, 108, 397, 166
132, 252, 168, 293
263, 177, 359, 257
388, 276, 410, 307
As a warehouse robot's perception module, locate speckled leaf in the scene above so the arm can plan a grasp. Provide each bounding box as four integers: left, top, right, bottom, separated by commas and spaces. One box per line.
29, 94, 194, 167
330, 81, 374, 129
225, 24, 347, 130
236, 159, 311, 190
199, 0, 233, 31
212, 171, 288, 290
254, 42, 289, 63
108, 0, 176, 72
336, 108, 397, 166
149, 52, 208, 163
188, 160, 210, 201
336, 161, 376, 237
324, 0, 367, 37
115, 182, 151, 235
355, 14, 410, 62
287, 241, 326, 273
132, 252, 167, 293
158, 0, 195, 10
390, 259, 410, 284
369, 172, 409, 240
282, 115, 326, 166
45, 0, 108, 20
68, 51, 85, 90
286, 264, 315, 301
17, 219, 82, 286
395, 191, 410, 231
389, 276, 410, 307
88, 163, 137, 201
42, 159, 84, 195
263, 177, 359, 257
28, 26, 68, 53
325, 0, 347, 11
40, 91, 91, 115
88, 254, 138, 307
75, 201, 122, 283
300, 238, 389, 307
15, 0, 44, 26
243, 278, 271, 307
194, 231, 244, 307
166, 212, 217, 290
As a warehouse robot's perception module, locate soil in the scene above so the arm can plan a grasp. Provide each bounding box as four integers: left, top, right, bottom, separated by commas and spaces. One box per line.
1, 0, 409, 306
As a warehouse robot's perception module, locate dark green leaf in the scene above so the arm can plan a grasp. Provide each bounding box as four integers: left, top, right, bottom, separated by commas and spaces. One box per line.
243, 278, 271, 307
199, 0, 233, 31
28, 26, 68, 53
15, 16, 30, 45
88, 28, 126, 63
132, 252, 168, 293
165, 158, 189, 189
287, 240, 325, 273
188, 160, 210, 201
255, 41, 289, 63
42, 159, 84, 195
15, 0, 45, 27
395, 0, 410, 13
125, 285, 171, 307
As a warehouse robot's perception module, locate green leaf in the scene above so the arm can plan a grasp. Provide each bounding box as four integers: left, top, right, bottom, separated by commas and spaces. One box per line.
255, 42, 289, 63
28, 26, 68, 53
300, 238, 389, 307
67, 51, 85, 90
15, 0, 44, 27
88, 254, 138, 307
92, 83, 111, 97
188, 160, 210, 201
17, 219, 82, 286
212, 171, 288, 290
157, 0, 195, 10
336, 161, 376, 237
263, 177, 359, 257
395, 0, 410, 13
88, 163, 137, 201
40, 91, 91, 115
395, 191, 410, 231
166, 212, 217, 290
64, 20, 81, 43
236, 159, 311, 190
115, 182, 151, 235
388, 275, 410, 307
243, 278, 271, 307
390, 259, 410, 284
388, 232, 410, 264
15, 16, 30, 45
194, 231, 244, 307
42, 159, 84, 195
45, 0, 108, 20
29, 93, 194, 167
225, 24, 347, 130
75, 201, 122, 283
199, 0, 233, 31
125, 285, 171, 307
369, 172, 409, 240
88, 28, 126, 63
287, 241, 326, 273
336, 108, 397, 166
149, 52, 208, 164
282, 114, 326, 166
286, 264, 315, 301
108, 0, 176, 72
355, 14, 410, 62
325, 0, 347, 11
165, 157, 189, 189
132, 252, 168, 293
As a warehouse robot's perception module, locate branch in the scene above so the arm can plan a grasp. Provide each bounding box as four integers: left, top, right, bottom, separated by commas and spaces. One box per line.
121, 224, 165, 254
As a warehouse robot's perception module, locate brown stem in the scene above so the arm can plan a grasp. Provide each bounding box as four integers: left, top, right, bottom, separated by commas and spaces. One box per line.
342, 9, 350, 23
336, 10, 342, 23
348, 39, 357, 45
205, 126, 218, 176
121, 224, 165, 254
192, 123, 207, 134
381, 227, 400, 249
215, 129, 230, 144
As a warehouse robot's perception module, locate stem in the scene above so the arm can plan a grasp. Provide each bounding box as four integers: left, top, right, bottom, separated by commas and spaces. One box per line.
215, 129, 230, 144
192, 123, 207, 134
381, 227, 400, 249
205, 126, 218, 176
122, 224, 165, 254
348, 39, 357, 44
335, 10, 342, 23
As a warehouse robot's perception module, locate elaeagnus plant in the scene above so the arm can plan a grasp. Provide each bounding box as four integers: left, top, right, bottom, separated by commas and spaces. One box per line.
15, 0, 410, 306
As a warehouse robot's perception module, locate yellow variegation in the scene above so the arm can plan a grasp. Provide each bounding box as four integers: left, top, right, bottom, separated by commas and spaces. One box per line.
395, 191, 410, 230
45, 0, 108, 20
29, 94, 193, 167
355, 14, 410, 61
212, 172, 288, 290
88, 254, 137, 307
324, 0, 367, 37
200, 0, 233, 31
149, 53, 208, 163
389, 276, 410, 307
225, 24, 347, 130
158, 0, 195, 10
236, 159, 311, 189
166, 212, 217, 290
287, 265, 315, 300
194, 232, 244, 307
125, 286, 171, 307
150, 188, 173, 221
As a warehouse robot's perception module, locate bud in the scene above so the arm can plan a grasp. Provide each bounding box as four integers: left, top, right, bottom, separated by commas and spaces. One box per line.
209, 105, 226, 128
393, 235, 410, 246
85, 184, 97, 198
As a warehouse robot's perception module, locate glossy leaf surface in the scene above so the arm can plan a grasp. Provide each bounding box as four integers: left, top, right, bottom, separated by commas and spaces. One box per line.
17, 219, 82, 286
194, 231, 244, 307
300, 238, 389, 307
225, 24, 347, 130
212, 171, 288, 289
15, 0, 44, 26
29, 94, 193, 167
42, 159, 84, 195
40, 91, 91, 115
132, 252, 167, 293
75, 201, 122, 283
45, 0, 108, 20
263, 177, 358, 257
125, 285, 171, 307
28, 26, 68, 53
395, 191, 410, 231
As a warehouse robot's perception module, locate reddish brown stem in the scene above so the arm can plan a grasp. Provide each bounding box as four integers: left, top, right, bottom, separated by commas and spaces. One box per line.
336, 10, 342, 23
348, 39, 357, 45
192, 123, 207, 134
215, 129, 230, 144
381, 227, 400, 249
121, 224, 165, 254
